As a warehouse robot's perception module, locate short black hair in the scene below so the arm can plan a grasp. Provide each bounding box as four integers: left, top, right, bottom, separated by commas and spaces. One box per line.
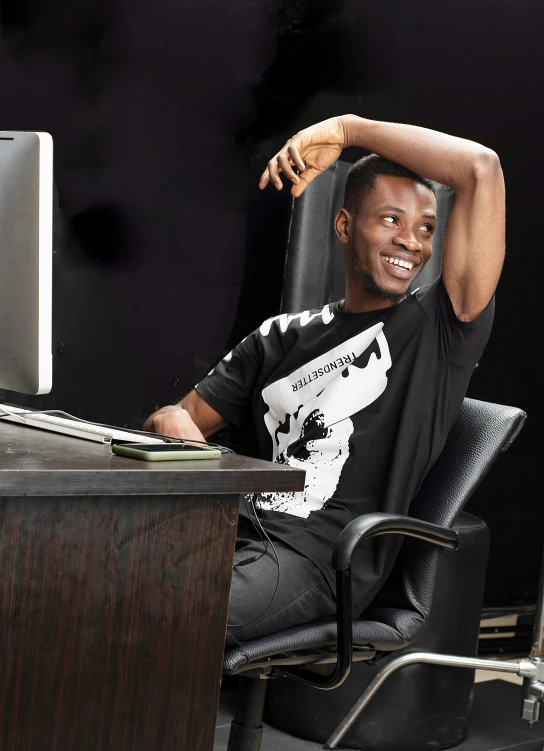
344, 154, 435, 214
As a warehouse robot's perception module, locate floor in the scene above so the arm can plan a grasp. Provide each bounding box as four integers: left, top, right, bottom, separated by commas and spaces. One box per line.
475, 667, 523, 685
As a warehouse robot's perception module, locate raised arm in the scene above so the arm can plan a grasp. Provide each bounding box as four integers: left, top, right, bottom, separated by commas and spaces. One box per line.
261, 115, 505, 321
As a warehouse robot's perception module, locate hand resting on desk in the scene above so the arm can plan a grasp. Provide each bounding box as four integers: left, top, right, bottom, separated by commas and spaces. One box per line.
142, 404, 207, 443
143, 390, 229, 442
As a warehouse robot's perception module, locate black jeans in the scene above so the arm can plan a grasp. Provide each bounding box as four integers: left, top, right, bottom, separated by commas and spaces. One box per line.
226, 520, 336, 646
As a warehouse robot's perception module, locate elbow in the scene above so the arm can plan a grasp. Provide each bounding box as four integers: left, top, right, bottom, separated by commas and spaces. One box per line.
454, 148, 503, 193
470, 148, 503, 184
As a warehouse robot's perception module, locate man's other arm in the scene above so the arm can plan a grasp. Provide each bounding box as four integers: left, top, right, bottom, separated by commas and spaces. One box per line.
143, 390, 230, 442
262, 115, 505, 322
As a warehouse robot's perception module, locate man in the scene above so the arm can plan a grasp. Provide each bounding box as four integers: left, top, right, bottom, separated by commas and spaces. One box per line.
143, 114, 505, 645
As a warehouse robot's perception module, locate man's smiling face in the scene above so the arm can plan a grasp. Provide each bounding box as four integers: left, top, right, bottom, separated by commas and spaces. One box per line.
344, 174, 437, 306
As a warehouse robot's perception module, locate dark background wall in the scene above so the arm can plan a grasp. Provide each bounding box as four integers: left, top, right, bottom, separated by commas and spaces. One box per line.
0, 0, 540, 607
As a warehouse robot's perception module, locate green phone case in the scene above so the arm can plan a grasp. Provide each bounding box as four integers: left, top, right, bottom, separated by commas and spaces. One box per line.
112, 444, 222, 461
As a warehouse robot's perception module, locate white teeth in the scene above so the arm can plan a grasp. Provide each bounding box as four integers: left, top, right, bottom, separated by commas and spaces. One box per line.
382, 255, 414, 270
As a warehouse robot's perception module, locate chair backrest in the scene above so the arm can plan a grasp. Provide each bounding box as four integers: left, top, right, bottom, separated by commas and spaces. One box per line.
364, 398, 526, 634
280, 159, 455, 314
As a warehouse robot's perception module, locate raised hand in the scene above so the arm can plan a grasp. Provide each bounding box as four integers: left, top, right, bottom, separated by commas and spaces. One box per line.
259, 116, 348, 197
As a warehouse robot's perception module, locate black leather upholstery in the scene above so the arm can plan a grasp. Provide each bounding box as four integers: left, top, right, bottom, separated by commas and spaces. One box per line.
360, 398, 526, 652
281, 159, 455, 314
223, 398, 526, 674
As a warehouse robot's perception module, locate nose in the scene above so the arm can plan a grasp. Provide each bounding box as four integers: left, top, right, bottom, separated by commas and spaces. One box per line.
392, 230, 422, 252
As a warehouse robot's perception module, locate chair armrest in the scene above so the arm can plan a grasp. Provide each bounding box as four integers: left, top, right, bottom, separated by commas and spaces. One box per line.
278, 513, 459, 691
332, 512, 460, 571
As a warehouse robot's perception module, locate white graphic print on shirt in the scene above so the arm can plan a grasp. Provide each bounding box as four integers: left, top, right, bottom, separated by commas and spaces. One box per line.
259, 305, 335, 337
202, 305, 335, 379
258, 322, 392, 518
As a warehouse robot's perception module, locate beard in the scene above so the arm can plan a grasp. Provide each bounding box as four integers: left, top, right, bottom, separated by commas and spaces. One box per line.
350, 245, 407, 304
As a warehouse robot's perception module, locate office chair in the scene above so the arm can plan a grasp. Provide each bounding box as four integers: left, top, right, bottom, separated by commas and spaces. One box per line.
222, 162, 528, 751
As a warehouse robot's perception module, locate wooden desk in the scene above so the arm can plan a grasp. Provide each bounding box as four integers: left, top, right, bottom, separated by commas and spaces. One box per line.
0, 423, 304, 750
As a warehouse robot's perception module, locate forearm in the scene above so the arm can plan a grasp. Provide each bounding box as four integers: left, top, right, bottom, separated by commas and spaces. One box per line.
180, 389, 229, 438
340, 115, 499, 190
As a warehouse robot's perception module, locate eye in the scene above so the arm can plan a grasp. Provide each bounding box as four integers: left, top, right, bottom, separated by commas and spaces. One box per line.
382, 215, 397, 224
419, 224, 435, 234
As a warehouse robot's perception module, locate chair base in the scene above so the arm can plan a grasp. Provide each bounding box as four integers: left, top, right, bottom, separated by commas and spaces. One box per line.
227, 723, 263, 751
216, 680, 544, 751
324, 651, 529, 749
227, 676, 268, 751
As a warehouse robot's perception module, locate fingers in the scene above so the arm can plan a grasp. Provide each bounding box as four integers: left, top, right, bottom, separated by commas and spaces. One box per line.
277, 153, 299, 185
259, 161, 313, 197
144, 405, 190, 439
259, 163, 284, 191
259, 136, 305, 192
290, 165, 322, 198
267, 152, 283, 190
288, 142, 305, 171
259, 118, 345, 195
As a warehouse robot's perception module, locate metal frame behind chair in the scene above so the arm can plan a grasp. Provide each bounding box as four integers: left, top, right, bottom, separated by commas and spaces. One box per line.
326, 552, 544, 748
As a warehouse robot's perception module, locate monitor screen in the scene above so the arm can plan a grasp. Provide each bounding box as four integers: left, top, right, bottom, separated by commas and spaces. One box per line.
0, 131, 53, 395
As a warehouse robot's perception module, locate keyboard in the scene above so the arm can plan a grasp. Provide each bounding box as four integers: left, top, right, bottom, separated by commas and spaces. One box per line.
0, 405, 166, 445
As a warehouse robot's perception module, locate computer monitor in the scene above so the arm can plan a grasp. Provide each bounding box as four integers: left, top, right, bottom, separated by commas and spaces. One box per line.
0, 131, 53, 395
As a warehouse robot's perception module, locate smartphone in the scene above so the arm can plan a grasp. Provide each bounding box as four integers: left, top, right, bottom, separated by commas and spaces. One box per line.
112, 442, 222, 461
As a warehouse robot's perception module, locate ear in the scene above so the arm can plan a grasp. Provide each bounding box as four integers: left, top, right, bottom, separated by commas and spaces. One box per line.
334, 208, 351, 245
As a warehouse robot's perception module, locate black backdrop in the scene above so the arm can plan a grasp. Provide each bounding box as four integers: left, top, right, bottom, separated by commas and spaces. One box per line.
0, 0, 540, 608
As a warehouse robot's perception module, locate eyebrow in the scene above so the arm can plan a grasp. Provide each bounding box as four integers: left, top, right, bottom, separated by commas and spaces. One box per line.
377, 204, 437, 221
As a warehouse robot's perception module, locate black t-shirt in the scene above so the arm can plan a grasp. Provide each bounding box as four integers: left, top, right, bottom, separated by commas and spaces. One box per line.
196, 278, 494, 613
